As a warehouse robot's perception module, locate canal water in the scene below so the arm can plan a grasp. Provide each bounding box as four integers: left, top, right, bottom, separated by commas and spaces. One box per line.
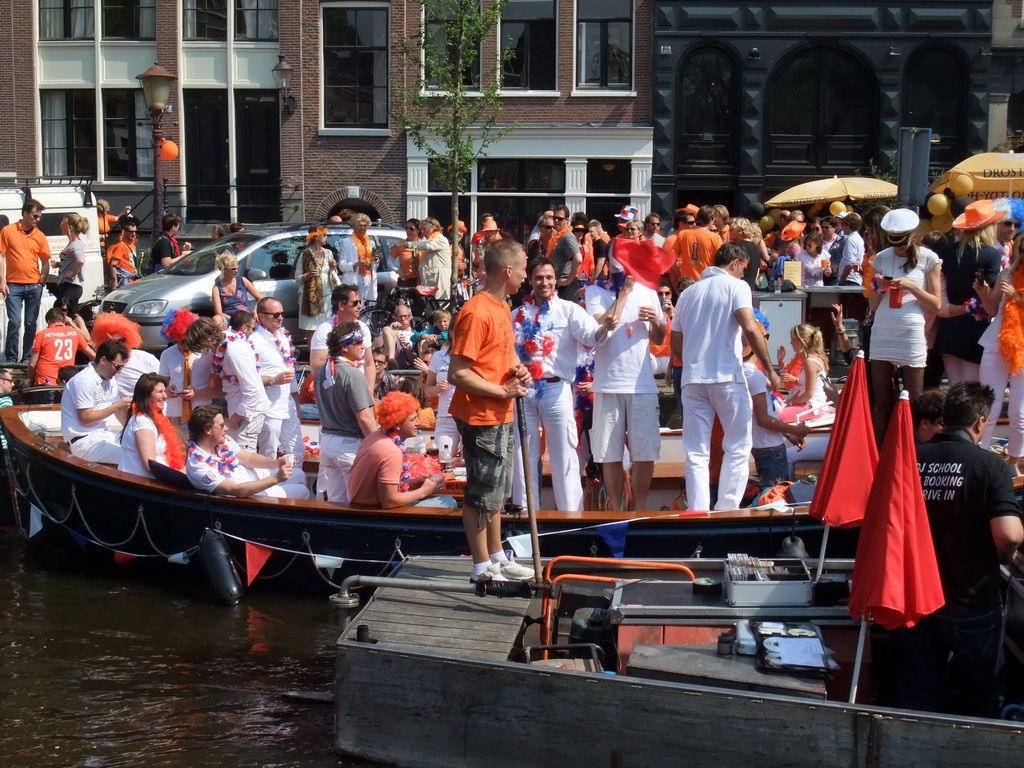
0, 532, 374, 767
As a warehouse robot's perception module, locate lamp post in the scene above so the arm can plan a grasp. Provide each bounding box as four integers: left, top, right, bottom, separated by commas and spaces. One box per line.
271, 55, 296, 115
136, 63, 178, 228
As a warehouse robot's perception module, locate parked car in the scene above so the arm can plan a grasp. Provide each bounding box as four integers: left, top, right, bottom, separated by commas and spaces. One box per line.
99, 223, 405, 351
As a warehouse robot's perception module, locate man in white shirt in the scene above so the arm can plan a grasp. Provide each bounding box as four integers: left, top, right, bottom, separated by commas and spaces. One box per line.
213, 310, 270, 452
584, 264, 665, 511
185, 404, 308, 499
60, 339, 132, 464
837, 212, 865, 286
309, 284, 374, 392
672, 243, 780, 511
252, 297, 304, 464
512, 257, 617, 511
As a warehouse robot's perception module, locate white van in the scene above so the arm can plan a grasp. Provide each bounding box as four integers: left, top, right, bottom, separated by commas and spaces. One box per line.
0, 184, 103, 301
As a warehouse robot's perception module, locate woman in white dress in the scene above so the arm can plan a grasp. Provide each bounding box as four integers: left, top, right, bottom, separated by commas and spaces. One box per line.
867, 208, 941, 445
295, 225, 337, 344
119, 373, 186, 478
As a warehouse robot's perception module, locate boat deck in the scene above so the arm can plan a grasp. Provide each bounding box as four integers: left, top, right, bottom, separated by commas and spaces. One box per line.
340, 558, 530, 662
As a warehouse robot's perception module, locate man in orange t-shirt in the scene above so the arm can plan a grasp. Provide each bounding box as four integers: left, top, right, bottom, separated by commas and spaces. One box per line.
449, 239, 533, 584
0, 199, 52, 363
105, 224, 139, 288
670, 205, 723, 284
27, 306, 95, 385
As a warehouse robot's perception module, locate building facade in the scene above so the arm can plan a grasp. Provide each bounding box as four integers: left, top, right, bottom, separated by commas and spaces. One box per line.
3, 2, 1024, 233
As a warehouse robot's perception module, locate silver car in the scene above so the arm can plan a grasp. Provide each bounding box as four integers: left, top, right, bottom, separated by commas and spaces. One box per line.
100, 224, 405, 351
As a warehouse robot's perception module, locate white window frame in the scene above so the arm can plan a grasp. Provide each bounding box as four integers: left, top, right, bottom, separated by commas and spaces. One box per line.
570, 0, 636, 97
319, 1, 392, 136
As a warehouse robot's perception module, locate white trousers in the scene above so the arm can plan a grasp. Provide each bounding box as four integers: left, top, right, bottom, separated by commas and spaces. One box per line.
511, 381, 583, 511
979, 348, 1024, 456
318, 431, 363, 503
259, 402, 304, 460
254, 467, 311, 499
69, 429, 123, 464
682, 381, 752, 511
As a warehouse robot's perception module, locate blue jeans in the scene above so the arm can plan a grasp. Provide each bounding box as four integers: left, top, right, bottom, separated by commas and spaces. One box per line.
753, 444, 790, 487
5, 282, 43, 362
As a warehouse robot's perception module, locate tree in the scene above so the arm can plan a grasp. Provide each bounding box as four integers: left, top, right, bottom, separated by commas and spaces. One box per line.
393, 0, 517, 288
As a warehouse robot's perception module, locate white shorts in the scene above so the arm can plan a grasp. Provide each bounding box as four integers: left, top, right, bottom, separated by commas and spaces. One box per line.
590, 392, 661, 463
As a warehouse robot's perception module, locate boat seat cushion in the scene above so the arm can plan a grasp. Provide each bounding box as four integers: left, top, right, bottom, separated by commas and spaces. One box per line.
149, 460, 194, 491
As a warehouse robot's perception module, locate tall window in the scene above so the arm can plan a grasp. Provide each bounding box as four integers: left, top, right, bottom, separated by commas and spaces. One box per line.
322, 4, 389, 127
501, 0, 556, 91
102, 0, 155, 39
103, 90, 154, 179
677, 47, 738, 170
39, 0, 94, 40
476, 159, 564, 242
184, 0, 228, 40
235, 0, 279, 40
904, 48, 967, 171
41, 91, 97, 177
576, 0, 632, 90
426, 7, 482, 90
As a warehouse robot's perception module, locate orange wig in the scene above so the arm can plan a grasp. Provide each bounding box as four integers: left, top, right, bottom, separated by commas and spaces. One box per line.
92, 312, 143, 349
377, 391, 420, 432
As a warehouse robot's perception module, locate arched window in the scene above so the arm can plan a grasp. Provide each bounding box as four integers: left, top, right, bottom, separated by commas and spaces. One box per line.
677, 47, 738, 172
904, 48, 967, 170
765, 47, 877, 177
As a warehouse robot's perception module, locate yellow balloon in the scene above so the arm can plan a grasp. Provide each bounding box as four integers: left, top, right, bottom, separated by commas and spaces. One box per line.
829, 201, 847, 215
926, 194, 949, 216
914, 219, 932, 238
768, 208, 783, 223
758, 215, 774, 233
949, 173, 974, 197
931, 212, 954, 232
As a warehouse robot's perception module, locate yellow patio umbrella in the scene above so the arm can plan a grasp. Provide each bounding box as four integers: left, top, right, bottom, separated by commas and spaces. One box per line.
928, 152, 1024, 199
764, 176, 898, 207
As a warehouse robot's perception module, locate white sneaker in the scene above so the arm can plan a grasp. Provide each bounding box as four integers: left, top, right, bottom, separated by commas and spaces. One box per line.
470, 563, 508, 583
496, 559, 534, 580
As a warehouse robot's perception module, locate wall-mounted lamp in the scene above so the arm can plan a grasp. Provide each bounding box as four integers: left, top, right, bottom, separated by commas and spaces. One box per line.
747, 48, 760, 61
889, 47, 901, 57
272, 55, 296, 116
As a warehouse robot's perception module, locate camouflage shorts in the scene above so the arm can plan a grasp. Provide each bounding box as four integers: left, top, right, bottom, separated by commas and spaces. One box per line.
455, 418, 514, 514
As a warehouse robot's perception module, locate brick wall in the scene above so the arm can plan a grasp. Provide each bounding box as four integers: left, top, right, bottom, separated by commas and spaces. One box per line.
155, 0, 182, 187
3, 0, 39, 176
291, 0, 652, 222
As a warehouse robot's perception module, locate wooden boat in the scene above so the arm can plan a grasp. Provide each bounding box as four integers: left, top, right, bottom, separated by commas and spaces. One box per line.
333, 556, 1024, 767
0, 404, 861, 594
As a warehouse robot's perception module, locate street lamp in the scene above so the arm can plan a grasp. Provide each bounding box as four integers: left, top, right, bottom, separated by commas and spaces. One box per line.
136, 63, 178, 227
272, 55, 296, 115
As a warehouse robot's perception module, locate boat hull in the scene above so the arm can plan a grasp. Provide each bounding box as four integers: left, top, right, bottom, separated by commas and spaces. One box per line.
335, 641, 1024, 768
3, 406, 858, 593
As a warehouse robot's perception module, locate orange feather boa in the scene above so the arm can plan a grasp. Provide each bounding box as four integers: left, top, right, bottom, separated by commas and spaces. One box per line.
136, 404, 186, 470
999, 268, 1024, 375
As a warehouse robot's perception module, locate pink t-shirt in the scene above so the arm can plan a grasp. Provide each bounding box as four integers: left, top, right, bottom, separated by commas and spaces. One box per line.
347, 431, 402, 506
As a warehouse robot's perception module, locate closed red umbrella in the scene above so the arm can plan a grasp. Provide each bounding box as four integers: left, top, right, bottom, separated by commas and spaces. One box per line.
809, 351, 878, 528
849, 392, 944, 629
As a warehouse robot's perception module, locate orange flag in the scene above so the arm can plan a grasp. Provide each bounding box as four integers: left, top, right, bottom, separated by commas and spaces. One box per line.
244, 542, 274, 586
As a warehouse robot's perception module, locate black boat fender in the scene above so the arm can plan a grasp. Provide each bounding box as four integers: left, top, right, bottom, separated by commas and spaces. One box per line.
199, 529, 245, 605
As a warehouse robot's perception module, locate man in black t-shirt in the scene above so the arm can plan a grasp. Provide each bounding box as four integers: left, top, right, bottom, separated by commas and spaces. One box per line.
900, 382, 1023, 717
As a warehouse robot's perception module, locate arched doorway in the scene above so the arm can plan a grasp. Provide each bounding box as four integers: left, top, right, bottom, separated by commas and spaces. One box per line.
764, 47, 878, 183
903, 47, 968, 171
676, 46, 739, 175
327, 198, 381, 221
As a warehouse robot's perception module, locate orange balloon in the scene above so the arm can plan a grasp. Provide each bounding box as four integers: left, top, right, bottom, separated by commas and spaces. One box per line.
160, 139, 179, 161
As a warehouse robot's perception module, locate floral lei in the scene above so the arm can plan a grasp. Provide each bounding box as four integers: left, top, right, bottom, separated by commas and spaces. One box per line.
187, 439, 239, 477
212, 329, 261, 384
512, 293, 555, 400
353, 233, 375, 277
387, 429, 412, 492
261, 324, 298, 375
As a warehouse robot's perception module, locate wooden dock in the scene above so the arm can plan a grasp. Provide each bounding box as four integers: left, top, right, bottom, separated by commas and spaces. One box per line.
339, 557, 532, 662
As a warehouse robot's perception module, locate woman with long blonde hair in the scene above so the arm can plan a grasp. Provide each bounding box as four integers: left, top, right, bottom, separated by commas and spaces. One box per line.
777, 323, 833, 423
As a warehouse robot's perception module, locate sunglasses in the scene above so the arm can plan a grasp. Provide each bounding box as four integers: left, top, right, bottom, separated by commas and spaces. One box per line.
260, 311, 285, 319
553, 216, 566, 222
0, 377, 13, 383
1003, 220, 1021, 227
111, 363, 125, 371
540, 224, 554, 229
